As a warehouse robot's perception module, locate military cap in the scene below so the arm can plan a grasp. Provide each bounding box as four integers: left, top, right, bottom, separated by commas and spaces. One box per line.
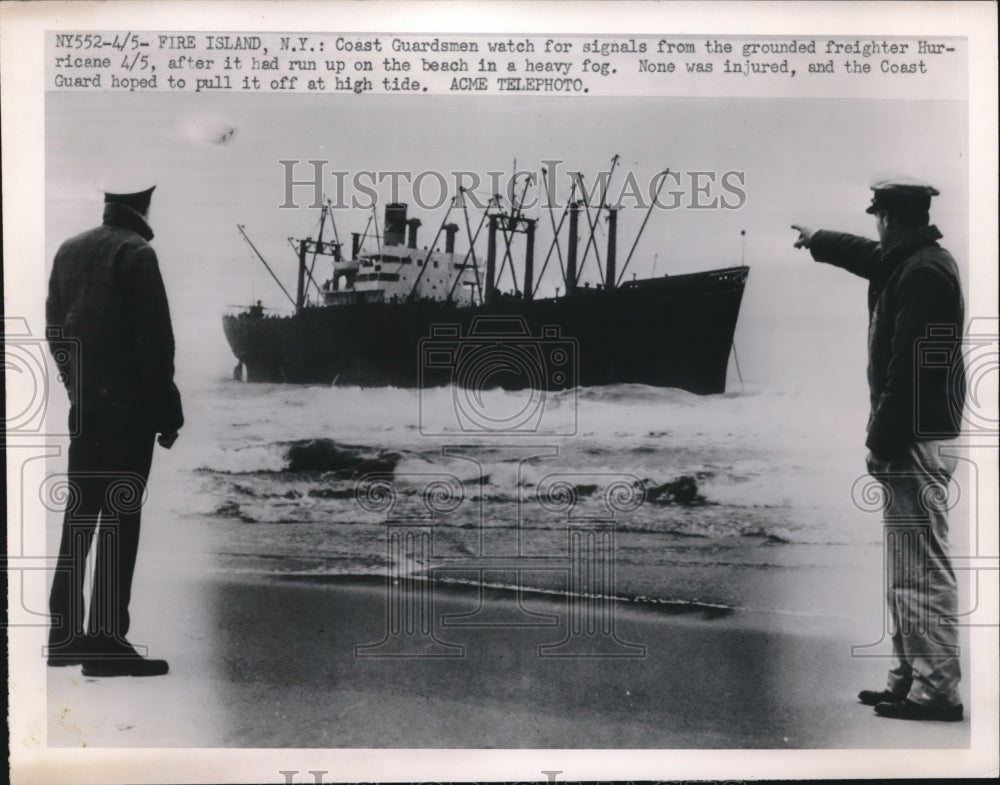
104, 184, 156, 215
96, 167, 158, 213
865, 174, 939, 215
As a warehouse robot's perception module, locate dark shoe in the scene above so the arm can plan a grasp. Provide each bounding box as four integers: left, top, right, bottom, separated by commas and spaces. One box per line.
82, 640, 169, 678
46, 636, 93, 667
858, 688, 902, 706
874, 698, 963, 722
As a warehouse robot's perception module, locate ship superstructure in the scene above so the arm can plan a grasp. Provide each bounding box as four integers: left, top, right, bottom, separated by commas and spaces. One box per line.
224, 162, 749, 394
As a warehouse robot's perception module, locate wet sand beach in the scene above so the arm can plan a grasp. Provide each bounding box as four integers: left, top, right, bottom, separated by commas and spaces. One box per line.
47, 535, 971, 751
42, 383, 975, 754
202, 574, 972, 749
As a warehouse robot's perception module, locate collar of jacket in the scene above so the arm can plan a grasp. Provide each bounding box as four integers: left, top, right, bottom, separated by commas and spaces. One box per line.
879, 224, 943, 268
102, 201, 155, 241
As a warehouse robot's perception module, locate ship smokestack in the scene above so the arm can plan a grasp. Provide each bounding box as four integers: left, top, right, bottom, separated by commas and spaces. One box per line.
406, 218, 422, 249
384, 203, 407, 247
351, 232, 361, 261
444, 223, 459, 254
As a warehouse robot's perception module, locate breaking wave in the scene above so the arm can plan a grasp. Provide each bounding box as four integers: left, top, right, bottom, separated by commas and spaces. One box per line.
169, 379, 881, 614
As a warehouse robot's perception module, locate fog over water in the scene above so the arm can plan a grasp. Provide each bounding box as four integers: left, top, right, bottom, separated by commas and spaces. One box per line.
39, 91, 971, 617
45, 92, 967, 394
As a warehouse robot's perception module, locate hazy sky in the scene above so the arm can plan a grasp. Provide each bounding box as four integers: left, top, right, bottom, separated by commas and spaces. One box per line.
45, 91, 968, 393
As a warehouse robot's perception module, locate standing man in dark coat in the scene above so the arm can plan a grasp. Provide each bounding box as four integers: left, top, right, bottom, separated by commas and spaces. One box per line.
46, 184, 183, 677
792, 176, 966, 721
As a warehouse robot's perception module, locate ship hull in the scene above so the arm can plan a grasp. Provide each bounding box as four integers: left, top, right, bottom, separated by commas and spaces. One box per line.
223, 267, 749, 394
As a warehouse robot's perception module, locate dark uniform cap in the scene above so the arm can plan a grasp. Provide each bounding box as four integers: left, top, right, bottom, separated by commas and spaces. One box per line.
104, 185, 156, 214
865, 175, 939, 215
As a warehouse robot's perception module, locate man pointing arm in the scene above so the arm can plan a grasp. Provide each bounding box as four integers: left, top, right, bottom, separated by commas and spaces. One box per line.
792, 176, 966, 722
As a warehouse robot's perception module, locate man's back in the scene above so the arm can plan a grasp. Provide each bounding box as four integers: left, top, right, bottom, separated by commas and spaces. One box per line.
47, 201, 182, 435
46, 187, 180, 677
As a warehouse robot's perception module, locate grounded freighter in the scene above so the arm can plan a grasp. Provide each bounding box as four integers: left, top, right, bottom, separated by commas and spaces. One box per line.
223, 166, 749, 394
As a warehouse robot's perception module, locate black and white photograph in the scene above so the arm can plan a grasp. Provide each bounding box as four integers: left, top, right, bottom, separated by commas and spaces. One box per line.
4, 2, 998, 783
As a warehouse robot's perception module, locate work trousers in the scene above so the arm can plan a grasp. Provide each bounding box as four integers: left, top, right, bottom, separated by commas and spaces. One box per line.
875, 440, 962, 707
48, 431, 156, 652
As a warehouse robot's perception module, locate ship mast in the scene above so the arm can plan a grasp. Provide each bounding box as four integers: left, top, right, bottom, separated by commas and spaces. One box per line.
530, 157, 619, 298
494, 174, 533, 297
616, 167, 670, 287
446, 188, 489, 304
565, 154, 621, 291
294, 202, 344, 312
482, 188, 536, 305
305, 203, 328, 301
237, 224, 297, 309
565, 201, 579, 296
531, 172, 575, 298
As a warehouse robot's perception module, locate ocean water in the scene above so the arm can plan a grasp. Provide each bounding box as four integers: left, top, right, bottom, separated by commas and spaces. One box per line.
165, 376, 890, 619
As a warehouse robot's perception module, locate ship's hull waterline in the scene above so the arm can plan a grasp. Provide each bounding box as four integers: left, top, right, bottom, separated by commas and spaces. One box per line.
223, 266, 749, 394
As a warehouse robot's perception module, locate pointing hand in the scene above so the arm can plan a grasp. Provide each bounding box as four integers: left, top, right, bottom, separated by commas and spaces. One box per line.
791, 224, 814, 249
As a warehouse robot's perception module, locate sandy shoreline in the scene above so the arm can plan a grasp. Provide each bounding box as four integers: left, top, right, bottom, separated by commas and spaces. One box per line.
48, 568, 971, 749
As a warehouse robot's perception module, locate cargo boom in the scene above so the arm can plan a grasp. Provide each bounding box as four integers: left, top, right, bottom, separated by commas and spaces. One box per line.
223, 165, 749, 394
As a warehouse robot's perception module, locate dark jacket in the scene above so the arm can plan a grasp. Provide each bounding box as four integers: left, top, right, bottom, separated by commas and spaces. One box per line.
46, 202, 184, 435
810, 225, 965, 456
